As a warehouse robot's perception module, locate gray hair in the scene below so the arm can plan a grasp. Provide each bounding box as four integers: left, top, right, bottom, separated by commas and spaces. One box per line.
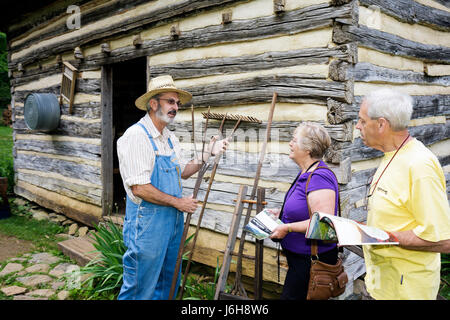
363, 89, 413, 131
295, 122, 331, 159
146, 93, 162, 112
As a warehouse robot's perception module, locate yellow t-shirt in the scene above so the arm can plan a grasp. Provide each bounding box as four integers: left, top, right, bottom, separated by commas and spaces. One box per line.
363, 138, 450, 300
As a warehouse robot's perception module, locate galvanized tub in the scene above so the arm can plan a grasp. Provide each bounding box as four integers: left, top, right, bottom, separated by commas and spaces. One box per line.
24, 93, 60, 131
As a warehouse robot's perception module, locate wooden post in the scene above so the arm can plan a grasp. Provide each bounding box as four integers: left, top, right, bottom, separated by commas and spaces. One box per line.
101, 65, 114, 218
254, 187, 265, 300
214, 185, 248, 300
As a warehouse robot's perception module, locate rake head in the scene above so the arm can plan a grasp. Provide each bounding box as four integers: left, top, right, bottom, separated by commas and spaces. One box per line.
201, 112, 262, 124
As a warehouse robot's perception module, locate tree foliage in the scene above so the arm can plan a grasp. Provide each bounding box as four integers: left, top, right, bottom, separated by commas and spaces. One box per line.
0, 32, 10, 109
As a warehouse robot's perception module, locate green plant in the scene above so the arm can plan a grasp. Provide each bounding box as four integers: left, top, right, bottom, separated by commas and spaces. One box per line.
440, 253, 450, 300
181, 257, 230, 300
0, 126, 13, 193
78, 221, 126, 299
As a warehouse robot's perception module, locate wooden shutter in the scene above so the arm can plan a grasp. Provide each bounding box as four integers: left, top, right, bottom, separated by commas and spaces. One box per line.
59, 62, 78, 114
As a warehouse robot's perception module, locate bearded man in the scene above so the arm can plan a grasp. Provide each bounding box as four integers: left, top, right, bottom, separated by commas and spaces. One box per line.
117, 75, 228, 300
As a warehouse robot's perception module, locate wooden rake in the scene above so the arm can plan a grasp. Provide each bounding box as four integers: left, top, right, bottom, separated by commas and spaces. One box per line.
231, 92, 277, 298
168, 108, 261, 300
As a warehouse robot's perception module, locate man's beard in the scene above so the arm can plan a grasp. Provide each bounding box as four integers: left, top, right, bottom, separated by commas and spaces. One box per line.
156, 103, 176, 124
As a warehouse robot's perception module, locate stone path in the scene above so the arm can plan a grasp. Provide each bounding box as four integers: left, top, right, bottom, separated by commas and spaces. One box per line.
0, 197, 123, 300
0, 252, 84, 300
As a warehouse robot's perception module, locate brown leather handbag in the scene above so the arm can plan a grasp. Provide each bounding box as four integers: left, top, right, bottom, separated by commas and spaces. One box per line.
305, 166, 348, 300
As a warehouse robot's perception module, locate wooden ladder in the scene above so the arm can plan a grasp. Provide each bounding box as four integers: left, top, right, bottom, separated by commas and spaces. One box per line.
214, 185, 266, 300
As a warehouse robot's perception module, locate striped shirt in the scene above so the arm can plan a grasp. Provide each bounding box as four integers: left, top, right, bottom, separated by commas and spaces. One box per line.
117, 113, 187, 204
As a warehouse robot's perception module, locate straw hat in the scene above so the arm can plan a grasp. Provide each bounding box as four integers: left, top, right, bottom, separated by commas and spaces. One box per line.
135, 75, 192, 110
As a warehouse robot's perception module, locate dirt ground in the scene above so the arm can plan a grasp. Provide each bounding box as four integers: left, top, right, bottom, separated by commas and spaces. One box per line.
0, 233, 34, 262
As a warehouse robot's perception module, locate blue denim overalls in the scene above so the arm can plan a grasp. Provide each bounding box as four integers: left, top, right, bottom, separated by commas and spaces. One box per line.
118, 123, 184, 300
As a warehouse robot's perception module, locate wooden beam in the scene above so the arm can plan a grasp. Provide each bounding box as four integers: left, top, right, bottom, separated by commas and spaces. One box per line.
8, 0, 247, 54
13, 117, 101, 139
101, 65, 113, 218
327, 98, 358, 125
150, 45, 353, 80
182, 75, 353, 108
351, 62, 450, 86
14, 151, 102, 186
327, 121, 450, 164
14, 181, 101, 227
333, 24, 450, 64
359, 0, 450, 32
9, 3, 353, 69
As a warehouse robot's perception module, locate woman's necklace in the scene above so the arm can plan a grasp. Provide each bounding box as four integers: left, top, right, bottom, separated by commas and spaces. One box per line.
302, 160, 320, 175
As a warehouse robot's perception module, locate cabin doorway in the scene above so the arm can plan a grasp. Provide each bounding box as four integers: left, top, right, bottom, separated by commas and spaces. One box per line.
101, 57, 147, 217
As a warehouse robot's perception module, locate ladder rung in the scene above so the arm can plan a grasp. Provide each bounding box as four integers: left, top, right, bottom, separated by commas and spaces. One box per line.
219, 250, 256, 261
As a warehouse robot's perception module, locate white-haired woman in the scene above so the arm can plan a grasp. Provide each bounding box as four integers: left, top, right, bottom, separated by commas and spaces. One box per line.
270, 122, 339, 300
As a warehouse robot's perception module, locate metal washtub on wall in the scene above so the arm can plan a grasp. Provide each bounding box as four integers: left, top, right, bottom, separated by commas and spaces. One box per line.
24, 93, 60, 131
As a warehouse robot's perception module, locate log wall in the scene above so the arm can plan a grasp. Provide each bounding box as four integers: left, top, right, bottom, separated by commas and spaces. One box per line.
6, 0, 450, 294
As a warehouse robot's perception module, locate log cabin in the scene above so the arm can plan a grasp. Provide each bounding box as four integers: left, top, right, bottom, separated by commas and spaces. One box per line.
2, 0, 449, 298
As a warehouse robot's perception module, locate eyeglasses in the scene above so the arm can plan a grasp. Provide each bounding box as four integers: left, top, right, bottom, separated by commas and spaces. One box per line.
157, 98, 182, 107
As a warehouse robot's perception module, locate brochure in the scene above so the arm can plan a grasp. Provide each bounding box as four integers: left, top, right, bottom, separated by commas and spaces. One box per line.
305, 212, 399, 246
244, 209, 283, 240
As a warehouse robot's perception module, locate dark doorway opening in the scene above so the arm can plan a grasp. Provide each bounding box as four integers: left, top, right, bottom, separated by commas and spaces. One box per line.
111, 57, 147, 215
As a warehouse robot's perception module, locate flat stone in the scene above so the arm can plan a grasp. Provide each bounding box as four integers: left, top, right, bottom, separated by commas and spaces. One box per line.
8, 257, 28, 263
57, 290, 70, 300
51, 281, 66, 290
29, 252, 61, 265
16, 275, 53, 287
103, 215, 124, 226
31, 209, 50, 221
77, 226, 89, 237
1, 285, 27, 296
14, 198, 28, 206
62, 219, 75, 226
50, 214, 67, 224
0, 263, 24, 277
25, 263, 50, 273
55, 233, 73, 241
49, 263, 79, 278
68, 223, 78, 235
26, 288, 55, 298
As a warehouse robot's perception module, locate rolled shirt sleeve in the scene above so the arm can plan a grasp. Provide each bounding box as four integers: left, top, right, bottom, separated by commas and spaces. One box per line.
410, 175, 450, 242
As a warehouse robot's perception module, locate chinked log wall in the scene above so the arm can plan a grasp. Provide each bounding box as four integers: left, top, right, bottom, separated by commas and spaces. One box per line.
7, 0, 450, 290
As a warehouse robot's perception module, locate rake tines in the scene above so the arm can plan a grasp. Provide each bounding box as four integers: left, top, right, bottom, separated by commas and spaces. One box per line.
202, 112, 262, 124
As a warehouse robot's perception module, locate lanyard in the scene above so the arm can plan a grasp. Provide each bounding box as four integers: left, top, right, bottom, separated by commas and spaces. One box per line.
368, 134, 410, 198
279, 160, 320, 220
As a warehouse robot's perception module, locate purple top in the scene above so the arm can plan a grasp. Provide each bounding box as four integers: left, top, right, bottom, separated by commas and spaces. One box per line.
280, 160, 338, 255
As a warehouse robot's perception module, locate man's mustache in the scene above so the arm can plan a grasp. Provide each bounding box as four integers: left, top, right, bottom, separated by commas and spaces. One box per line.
168, 109, 177, 116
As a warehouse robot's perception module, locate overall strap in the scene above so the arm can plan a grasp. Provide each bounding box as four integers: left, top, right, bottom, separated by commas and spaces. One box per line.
167, 137, 174, 149
305, 165, 341, 257
136, 123, 158, 152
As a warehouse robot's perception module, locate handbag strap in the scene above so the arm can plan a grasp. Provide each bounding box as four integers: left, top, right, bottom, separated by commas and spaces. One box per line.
305, 165, 341, 258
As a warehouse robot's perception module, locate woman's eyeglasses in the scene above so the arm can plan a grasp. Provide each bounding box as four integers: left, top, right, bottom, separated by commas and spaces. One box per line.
157, 98, 183, 107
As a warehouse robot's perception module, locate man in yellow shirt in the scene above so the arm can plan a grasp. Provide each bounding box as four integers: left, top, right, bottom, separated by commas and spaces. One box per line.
356, 88, 450, 300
